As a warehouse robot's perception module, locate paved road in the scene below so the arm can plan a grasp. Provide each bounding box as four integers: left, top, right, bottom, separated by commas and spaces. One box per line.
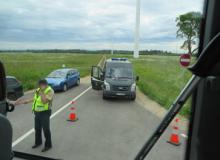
8, 77, 186, 160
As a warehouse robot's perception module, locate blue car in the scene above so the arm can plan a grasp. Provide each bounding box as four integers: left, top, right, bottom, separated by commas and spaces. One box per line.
46, 68, 80, 92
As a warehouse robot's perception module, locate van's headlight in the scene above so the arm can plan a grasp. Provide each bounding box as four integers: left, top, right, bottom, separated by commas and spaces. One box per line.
104, 81, 110, 91
131, 83, 136, 92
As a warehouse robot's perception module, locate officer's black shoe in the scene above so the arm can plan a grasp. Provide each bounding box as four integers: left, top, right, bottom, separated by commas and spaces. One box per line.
41, 146, 52, 152
32, 144, 42, 149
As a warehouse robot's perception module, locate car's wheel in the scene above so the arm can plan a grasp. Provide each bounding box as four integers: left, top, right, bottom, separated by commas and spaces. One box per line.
76, 79, 80, 86
63, 84, 68, 92
103, 94, 108, 100
130, 94, 136, 101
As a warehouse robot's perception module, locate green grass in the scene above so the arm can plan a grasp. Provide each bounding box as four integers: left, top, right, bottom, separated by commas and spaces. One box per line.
0, 53, 103, 90
110, 54, 192, 117
1, 52, 192, 116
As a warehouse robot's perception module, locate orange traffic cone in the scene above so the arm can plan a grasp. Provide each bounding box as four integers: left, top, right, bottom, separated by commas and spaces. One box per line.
167, 118, 181, 146
67, 104, 78, 122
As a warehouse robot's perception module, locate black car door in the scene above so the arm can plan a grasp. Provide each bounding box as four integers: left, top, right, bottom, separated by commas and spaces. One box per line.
91, 66, 103, 90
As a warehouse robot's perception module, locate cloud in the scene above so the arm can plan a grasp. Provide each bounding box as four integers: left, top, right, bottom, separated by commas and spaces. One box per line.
0, 0, 204, 51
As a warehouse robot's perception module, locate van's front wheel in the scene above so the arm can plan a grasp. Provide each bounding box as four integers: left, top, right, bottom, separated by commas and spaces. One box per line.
130, 94, 136, 101
102, 93, 108, 100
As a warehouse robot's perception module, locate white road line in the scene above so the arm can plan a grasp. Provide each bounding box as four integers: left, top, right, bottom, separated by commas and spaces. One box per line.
180, 133, 188, 139
12, 129, 35, 147
98, 55, 106, 67
12, 86, 92, 147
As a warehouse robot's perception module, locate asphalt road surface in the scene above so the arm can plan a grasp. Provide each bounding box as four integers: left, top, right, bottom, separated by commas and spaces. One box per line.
8, 77, 187, 160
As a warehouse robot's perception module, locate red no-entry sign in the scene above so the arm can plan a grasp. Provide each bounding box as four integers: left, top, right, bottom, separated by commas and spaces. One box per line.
180, 54, 191, 67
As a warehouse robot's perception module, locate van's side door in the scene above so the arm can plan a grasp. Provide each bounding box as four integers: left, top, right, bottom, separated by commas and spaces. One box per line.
91, 66, 103, 90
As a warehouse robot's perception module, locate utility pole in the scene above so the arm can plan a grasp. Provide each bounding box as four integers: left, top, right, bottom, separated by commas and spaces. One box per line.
111, 49, 114, 55
134, 0, 140, 58
111, 42, 114, 55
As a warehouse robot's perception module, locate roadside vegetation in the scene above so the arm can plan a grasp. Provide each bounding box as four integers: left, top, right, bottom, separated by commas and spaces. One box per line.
0, 53, 102, 90
133, 55, 191, 117
0, 52, 192, 116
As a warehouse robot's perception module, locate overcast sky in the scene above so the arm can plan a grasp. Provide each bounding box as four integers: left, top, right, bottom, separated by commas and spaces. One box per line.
0, 0, 203, 51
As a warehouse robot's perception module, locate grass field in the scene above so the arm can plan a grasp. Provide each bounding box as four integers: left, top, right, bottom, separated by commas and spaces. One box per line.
0, 52, 191, 116
132, 55, 192, 116
110, 54, 192, 116
0, 53, 103, 90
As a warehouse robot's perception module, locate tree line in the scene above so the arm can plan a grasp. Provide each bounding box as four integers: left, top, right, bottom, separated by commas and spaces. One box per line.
0, 49, 179, 56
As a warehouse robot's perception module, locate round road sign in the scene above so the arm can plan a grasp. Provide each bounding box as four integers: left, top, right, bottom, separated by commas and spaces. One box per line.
180, 54, 191, 67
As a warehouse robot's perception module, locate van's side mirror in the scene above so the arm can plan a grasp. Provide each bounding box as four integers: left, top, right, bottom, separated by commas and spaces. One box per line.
136, 76, 139, 81
100, 72, 104, 81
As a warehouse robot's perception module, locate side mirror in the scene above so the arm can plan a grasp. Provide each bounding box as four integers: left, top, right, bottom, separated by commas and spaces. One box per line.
100, 72, 104, 80
136, 76, 139, 81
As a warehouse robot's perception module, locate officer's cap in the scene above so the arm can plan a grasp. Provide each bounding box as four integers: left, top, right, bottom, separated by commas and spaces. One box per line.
38, 79, 48, 85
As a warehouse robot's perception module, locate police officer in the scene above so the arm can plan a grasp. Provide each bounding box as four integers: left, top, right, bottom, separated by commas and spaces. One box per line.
15, 79, 54, 152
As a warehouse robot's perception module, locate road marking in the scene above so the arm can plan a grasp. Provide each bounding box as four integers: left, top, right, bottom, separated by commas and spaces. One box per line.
98, 55, 106, 67
180, 133, 188, 139
12, 86, 92, 147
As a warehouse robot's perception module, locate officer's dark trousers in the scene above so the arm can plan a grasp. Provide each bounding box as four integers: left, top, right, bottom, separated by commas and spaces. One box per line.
34, 110, 52, 147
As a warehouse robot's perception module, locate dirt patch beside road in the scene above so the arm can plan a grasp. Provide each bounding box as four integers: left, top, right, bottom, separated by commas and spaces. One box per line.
136, 87, 189, 131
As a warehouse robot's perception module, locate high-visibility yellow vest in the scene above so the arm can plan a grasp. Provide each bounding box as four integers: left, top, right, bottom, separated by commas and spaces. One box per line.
32, 86, 52, 112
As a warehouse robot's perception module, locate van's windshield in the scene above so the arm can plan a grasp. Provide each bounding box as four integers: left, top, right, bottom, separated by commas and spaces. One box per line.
105, 63, 133, 79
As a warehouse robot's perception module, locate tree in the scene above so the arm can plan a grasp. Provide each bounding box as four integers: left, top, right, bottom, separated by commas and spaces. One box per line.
176, 12, 202, 55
